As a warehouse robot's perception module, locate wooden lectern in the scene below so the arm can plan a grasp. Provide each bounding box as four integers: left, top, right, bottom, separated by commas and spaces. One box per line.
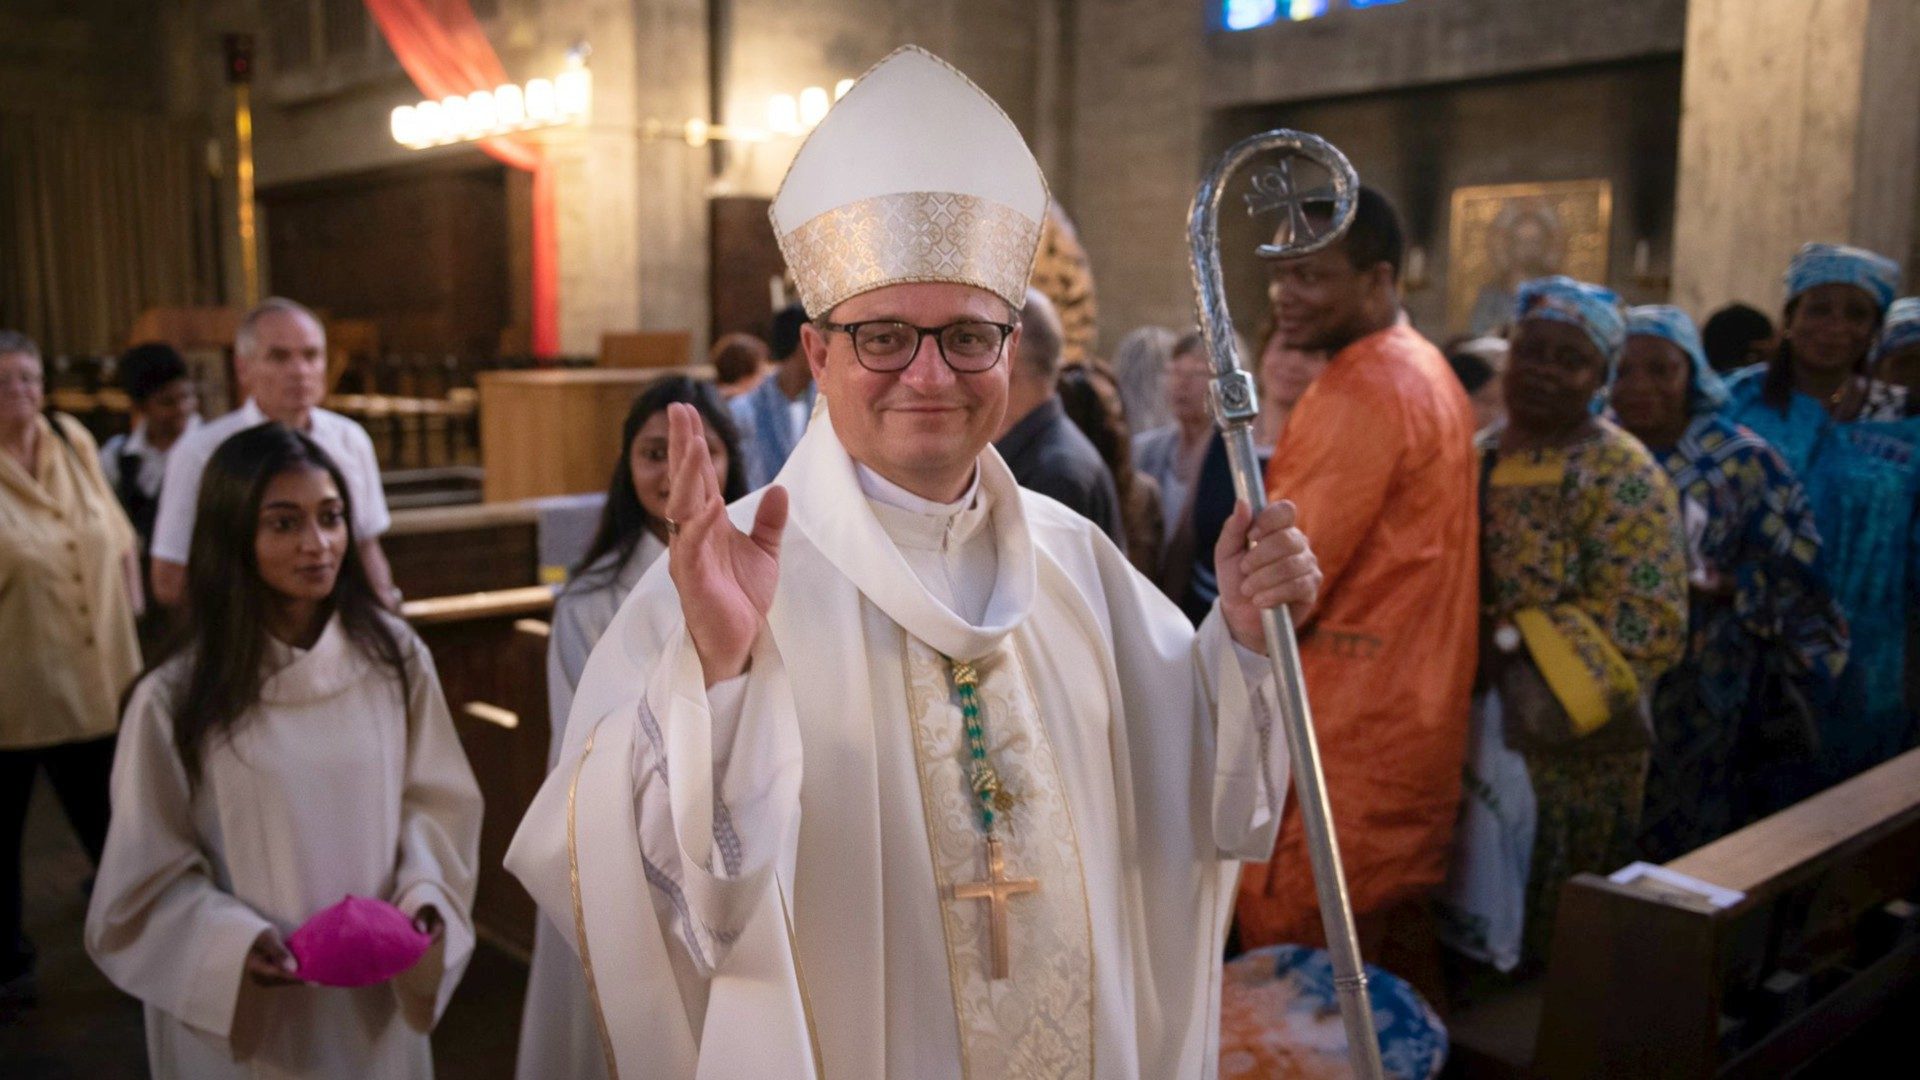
476, 366, 708, 502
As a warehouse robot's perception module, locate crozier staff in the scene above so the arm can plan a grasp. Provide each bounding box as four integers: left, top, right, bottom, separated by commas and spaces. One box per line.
508, 46, 1323, 1079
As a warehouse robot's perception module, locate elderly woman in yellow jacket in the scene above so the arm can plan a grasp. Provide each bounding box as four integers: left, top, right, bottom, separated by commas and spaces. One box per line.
0, 329, 141, 1008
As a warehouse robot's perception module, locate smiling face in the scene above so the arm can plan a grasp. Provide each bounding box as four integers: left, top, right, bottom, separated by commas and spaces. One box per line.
629, 407, 729, 526
1268, 242, 1390, 354
1505, 318, 1606, 436
805, 281, 1015, 501
253, 465, 347, 605
1610, 334, 1692, 445
0, 350, 43, 429
1786, 283, 1880, 377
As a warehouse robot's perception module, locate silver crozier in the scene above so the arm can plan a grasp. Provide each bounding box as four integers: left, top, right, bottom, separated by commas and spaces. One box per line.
1187, 130, 1385, 1080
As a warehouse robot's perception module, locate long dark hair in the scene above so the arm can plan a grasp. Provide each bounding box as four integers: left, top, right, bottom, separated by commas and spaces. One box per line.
1760, 295, 1883, 413
573, 377, 747, 584
1057, 363, 1139, 508
136, 423, 409, 784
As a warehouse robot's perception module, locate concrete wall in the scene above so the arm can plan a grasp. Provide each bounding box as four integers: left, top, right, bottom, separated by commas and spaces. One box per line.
1064, 0, 1209, 350
226, 0, 1049, 353
1204, 0, 1684, 108
1216, 59, 1683, 340
17, 0, 1919, 358
1066, 0, 1688, 350
221, 0, 705, 355
1671, 0, 1920, 316
712, 0, 1043, 197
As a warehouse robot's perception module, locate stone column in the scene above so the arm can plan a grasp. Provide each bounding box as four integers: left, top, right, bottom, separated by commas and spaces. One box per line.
1068, 0, 1207, 344
1670, 0, 1920, 316
545, 0, 710, 358
631, 0, 711, 354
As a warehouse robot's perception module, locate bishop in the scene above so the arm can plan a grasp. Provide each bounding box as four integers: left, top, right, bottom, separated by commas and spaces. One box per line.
506, 45, 1321, 1079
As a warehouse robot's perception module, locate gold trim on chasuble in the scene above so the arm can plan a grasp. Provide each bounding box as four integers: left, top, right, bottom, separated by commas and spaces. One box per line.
568, 724, 826, 1078
567, 731, 621, 1080
780, 192, 1042, 316
902, 638, 1095, 1080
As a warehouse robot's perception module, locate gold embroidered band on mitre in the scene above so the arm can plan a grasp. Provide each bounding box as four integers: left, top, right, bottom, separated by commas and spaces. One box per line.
779, 191, 1042, 316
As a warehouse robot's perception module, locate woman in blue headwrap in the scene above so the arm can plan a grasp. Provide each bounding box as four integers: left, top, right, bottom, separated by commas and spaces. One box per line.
1723, 243, 1920, 782
1875, 297, 1920, 393
1611, 306, 1849, 859
1478, 276, 1687, 962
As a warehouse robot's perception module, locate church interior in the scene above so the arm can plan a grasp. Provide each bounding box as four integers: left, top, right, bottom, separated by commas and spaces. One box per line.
4, 0, 1920, 1077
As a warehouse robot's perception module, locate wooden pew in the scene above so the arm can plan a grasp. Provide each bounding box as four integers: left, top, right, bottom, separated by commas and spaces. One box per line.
404, 587, 557, 959
1451, 748, 1920, 1078
385, 502, 542, 600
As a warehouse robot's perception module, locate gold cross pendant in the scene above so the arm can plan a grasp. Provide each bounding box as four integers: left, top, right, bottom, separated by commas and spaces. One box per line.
952, 836, 1039, 980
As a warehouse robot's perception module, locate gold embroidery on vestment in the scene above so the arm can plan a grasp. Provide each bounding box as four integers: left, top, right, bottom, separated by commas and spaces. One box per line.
900, 635, 1095, 1080
567, 730, 621, 1080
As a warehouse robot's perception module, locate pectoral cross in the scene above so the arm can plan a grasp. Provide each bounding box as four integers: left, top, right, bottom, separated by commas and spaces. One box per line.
953, 836, 1038, 980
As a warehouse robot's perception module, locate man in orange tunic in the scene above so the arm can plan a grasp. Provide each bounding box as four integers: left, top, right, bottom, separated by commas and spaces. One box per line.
1236, 189, 1479, 991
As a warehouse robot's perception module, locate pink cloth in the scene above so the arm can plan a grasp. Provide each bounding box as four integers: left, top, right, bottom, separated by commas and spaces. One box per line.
285, 895, 432, 988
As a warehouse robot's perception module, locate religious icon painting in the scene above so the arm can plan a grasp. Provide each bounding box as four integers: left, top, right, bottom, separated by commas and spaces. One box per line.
1446, 179, 1613, 338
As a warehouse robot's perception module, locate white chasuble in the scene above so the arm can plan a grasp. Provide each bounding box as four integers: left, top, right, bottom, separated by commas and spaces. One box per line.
506, 410, 1292, 1080
902, 636, 1094, 1079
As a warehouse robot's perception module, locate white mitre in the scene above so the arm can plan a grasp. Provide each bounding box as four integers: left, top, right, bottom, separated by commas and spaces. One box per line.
770, 46, 1050, 317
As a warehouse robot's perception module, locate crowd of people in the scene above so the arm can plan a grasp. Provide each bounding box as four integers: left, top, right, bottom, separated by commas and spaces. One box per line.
3, 182, 1918, 1074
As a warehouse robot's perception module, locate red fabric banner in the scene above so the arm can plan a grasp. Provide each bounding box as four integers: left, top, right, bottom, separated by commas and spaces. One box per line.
365, 0, 559, 358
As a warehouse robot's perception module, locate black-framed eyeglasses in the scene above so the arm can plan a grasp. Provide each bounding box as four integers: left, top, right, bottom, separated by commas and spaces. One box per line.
818, 319, 1015, 374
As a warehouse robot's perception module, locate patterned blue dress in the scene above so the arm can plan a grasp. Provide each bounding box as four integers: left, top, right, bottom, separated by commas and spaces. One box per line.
1637, 415, 1849, 860
1722, 369, 1920, 780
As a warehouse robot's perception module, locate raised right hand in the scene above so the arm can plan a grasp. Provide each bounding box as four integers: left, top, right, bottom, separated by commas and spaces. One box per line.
663, 403, 789, 685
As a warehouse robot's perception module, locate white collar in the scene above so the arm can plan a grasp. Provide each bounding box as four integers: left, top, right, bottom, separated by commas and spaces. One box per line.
259, 614, 372, 705
240, 398, 316, 433
778, 407, 1035, 659
853, 461, 980, 515
857, 463, 992, 553
123, 414, 201, 456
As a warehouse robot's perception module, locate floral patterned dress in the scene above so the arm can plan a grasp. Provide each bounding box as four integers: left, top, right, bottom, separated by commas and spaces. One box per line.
1478, 420, 1688, 961
1638, 415, 1850, 861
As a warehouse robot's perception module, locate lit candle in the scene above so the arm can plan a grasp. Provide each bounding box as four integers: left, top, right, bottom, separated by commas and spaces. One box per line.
556, 68, 592, 119
415, 100, 446, 145
525, 78, 557, 123
390, 105, 418, 147
494, 84, 525, 126
799, 86, 830, 128
768, 93, 798, 136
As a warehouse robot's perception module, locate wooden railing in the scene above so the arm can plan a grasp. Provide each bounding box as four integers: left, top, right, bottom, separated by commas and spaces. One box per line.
1451, 748, 1920, 1078
404, 585, 558, 959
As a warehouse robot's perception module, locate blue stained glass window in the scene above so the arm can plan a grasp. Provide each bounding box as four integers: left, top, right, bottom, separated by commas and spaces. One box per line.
1224, 0, 1279, 30
1224, 0, 1409, 30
